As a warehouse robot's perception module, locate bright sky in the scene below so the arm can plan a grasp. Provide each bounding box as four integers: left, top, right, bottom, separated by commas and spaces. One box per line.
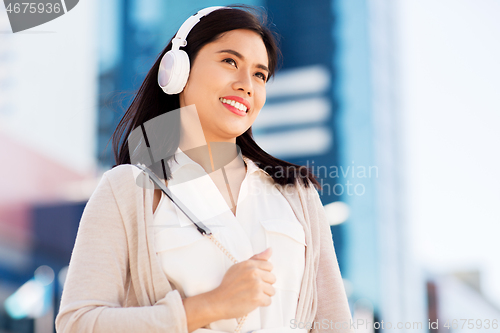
398, 0, 500, 307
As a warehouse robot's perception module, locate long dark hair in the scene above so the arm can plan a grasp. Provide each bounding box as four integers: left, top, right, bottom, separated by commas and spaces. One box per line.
112, 5, 320, 189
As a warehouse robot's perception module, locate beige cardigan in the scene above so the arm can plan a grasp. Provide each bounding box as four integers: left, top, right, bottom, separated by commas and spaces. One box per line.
55, 164, 354, 333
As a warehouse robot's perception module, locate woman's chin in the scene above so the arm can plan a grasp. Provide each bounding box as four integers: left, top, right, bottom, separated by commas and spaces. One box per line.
216, 123, 249, 140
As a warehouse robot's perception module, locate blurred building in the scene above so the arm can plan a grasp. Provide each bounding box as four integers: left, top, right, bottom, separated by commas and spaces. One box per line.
332, 0, 425, 329
427, 271, 500, 333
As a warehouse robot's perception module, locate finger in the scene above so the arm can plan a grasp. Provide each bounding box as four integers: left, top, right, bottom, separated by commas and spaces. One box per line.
257, 294, 273, 307
249, 247, 272, 261
251, 260, 273, 272
249, 250, 269, 261
262, 283, 276, 298
259, 270, 276, 284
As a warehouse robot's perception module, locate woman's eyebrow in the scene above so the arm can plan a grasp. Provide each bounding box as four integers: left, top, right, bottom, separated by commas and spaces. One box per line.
217, 49, 269, 73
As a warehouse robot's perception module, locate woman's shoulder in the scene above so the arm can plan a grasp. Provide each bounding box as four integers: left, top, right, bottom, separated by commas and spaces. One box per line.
273, 177, 322, 219
100, 164, 152, 195
274, 177, 319, 198
103, 164, 140, 180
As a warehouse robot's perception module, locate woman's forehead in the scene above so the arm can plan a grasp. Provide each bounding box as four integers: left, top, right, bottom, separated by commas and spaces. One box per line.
206, 29, 269, 63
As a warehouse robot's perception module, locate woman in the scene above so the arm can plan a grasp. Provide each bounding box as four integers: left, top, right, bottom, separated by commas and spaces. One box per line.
55, 5, 353, 333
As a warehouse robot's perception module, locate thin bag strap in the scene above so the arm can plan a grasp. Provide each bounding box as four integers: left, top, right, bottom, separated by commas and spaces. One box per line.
135, 164, 212, 236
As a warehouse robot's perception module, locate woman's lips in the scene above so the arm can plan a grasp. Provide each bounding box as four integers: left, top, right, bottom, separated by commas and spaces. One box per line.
219, 96, 249, 116
221, 101, 247, 116
222, 95, 251, 111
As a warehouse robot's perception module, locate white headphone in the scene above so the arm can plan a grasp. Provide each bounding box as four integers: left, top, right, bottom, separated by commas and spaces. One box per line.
158, 6, 229, 95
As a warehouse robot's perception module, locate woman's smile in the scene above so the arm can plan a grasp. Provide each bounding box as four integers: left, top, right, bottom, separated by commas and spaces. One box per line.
219, 96, 251, 116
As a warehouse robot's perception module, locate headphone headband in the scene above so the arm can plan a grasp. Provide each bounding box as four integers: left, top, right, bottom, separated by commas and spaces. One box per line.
158, 6, 230, 95
171, 6, 229, 51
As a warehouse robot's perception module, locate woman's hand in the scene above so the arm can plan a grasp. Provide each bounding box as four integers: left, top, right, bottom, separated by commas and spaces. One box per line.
182, 248, 275, 332
209, 247, 276, 319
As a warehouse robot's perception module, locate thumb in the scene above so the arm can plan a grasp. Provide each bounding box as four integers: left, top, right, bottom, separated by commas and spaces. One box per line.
250, 247, 272, 261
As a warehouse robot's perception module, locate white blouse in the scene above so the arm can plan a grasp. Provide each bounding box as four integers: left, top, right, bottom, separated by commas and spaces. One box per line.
152, 148, 306, 332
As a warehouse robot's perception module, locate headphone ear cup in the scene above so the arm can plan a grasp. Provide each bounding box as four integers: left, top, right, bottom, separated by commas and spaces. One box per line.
158, 49, 191, 95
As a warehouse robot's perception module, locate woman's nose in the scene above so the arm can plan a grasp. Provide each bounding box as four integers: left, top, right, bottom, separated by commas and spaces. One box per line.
232, 71, 253, 97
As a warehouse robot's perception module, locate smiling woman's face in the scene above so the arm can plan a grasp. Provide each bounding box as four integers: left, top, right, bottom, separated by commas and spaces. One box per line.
179, 29, 269, 143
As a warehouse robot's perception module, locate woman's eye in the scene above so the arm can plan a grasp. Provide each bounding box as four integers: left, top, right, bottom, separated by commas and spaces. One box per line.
223, 58, 237, 67
255, 72, 267, 81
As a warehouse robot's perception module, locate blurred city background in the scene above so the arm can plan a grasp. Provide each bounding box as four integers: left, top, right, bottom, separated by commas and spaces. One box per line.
0, 0, 499, 332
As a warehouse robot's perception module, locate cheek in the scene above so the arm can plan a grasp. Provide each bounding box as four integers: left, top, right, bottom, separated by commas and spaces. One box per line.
255, 87, 267, 109
183, 79, 205, 104
183, 64, 210, 100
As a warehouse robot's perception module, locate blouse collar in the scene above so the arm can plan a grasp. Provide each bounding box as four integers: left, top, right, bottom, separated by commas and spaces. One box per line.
167, 146, 271, 178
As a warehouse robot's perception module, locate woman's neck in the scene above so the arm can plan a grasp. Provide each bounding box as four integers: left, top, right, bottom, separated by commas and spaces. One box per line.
179, 140, 241, 174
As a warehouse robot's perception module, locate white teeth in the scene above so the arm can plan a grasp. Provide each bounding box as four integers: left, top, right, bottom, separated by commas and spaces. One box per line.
236, 103, 247, 112
219, 98, 248, 113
